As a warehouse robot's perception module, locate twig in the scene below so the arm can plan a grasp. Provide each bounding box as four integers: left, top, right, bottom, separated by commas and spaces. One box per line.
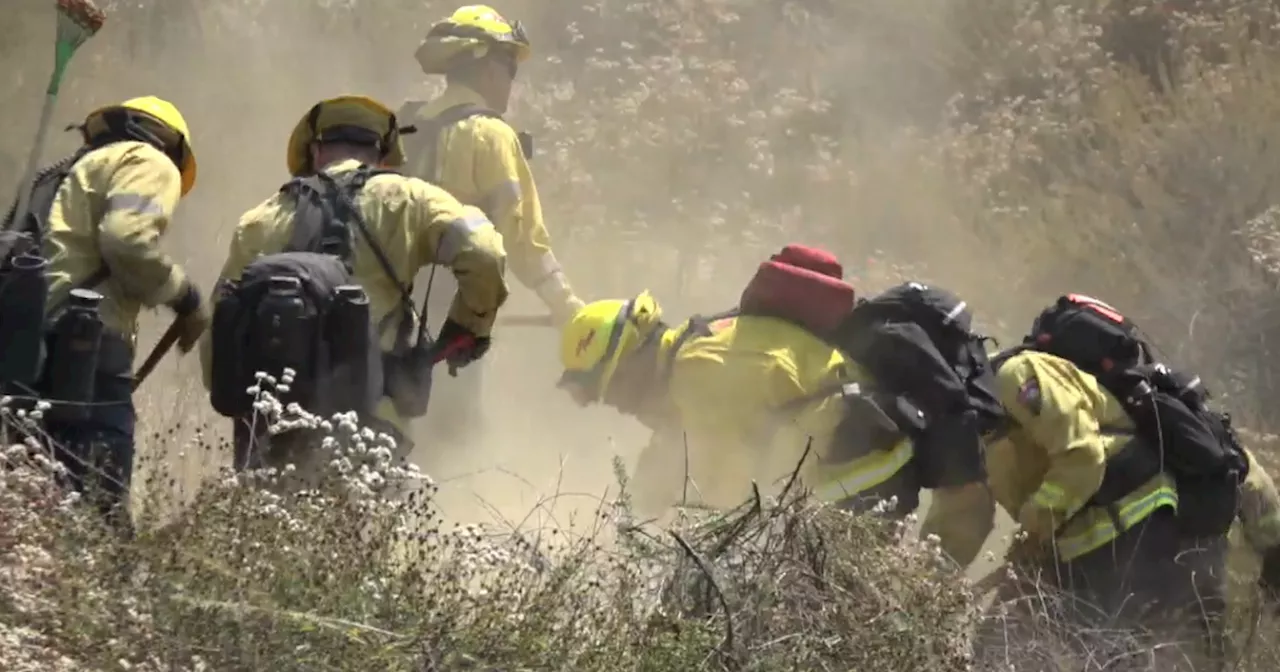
669, 530, 739, 670
171, 594, 403, 639
708, 483, 764, 559
680, 430, 691, 507
775, 438, 814, 505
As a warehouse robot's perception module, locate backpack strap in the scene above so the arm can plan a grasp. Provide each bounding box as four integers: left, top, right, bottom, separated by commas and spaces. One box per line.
3, 145, 117, 314
406, 102, 505, 186
282, 176, 354, 267
989, 344, 1032, 372
656, 308, 739, 388
323, 166, 429, 349
281, 165, 423, 345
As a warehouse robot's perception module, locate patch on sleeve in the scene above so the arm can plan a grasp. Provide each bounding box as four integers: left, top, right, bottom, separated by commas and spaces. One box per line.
1017, 376, 1043, 416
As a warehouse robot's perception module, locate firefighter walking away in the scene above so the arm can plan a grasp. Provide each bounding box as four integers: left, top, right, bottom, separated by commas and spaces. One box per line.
401, 5, 586, 449
0, 96, 209, 533
199, 94, 509, 486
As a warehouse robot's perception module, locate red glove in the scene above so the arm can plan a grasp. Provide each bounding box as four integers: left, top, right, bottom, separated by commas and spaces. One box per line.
434, 318, 491, 375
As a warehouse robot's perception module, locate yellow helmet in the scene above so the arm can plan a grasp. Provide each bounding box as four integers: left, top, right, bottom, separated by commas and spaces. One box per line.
558, 291, 665, 404
415, 5, 531, 75
84, 96, 198, 196
286, 95, 409, 177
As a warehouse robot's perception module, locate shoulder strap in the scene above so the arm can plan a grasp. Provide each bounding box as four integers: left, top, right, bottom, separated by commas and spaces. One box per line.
989, 344, 1031, 373
282, 174, 356, 267
319, 166, 428, 346
661, 308, 739, 381
4, 146, 113, 297
4, 146, 93, 233
412, 103, 504, 184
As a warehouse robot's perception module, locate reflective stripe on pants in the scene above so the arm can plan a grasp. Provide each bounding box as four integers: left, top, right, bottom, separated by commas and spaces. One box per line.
812, 439, 914, 504
980, 508, 1228, 670
1055, 484, 1178, 562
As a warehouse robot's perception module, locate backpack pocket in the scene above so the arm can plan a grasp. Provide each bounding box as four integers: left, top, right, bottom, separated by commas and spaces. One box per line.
209, 284, 255, 417
913, 409, 986, 489
383, 341, 436, 420
0, 236, 50, 387
829, 385, 915, 464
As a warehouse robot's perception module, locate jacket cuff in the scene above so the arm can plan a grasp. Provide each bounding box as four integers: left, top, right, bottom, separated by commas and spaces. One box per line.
535, 271, 577, 308
447, 301, 495, 339
140, 265, 188, 308
166, 282, 200, 316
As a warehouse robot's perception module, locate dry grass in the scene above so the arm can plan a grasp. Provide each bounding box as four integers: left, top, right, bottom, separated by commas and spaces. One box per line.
1, 389, 982, 671
7, 0, 1280, 669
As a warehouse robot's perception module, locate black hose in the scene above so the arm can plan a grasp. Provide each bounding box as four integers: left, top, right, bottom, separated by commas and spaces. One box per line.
3, 149, 85, 232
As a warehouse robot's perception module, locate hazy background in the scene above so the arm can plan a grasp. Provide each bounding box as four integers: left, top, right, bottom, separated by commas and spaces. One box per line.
7, 0, 1280, 574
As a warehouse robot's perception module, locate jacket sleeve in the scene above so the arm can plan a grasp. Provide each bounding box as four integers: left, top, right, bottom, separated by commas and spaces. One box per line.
473, 120, 580, 313
97, 144, 188, 307
197, 207, 270, 392
408, 182, 509, 338
920, 482, 996, 569
1239, 446, 1280, 554
995, 356, 1108, 541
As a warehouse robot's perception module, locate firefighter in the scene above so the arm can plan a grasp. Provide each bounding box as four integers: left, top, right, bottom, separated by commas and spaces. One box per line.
401, 5, 586, 446
198, 95, 508, 476
4, 96, 209, 531
983, 325, 1280, 668
555, 292, 995, 568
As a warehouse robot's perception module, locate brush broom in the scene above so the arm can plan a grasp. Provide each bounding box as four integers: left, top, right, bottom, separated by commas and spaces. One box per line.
9, 0, 106, 229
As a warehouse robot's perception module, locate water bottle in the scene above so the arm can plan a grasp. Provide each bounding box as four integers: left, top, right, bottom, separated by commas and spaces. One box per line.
0, 251, 49, 386
46, 288, 104, 422
255, 276, 309, 392
327, 285, 371, 412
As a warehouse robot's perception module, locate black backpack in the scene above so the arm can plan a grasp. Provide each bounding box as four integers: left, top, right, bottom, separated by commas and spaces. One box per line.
397, 100, 534, 186
0, 143, 120, 390
209, 166, 430, 422
828, 282, 1008, 492
1015, 293, 1248, 538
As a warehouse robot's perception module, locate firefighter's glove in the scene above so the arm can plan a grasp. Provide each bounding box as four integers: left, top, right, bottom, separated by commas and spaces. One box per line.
1259, 545, 1280, 614
436, 318, 491, 374
166, 282, 211, 354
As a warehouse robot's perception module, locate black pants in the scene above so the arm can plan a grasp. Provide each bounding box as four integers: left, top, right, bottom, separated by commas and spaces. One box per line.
983, 507, 1227, 670
35, 334, 136, 534
832, 467, 924, 519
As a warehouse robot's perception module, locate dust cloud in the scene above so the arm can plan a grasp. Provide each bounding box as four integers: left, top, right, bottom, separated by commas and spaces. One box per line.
1, 0, 1018, 569
0, 0, 660, 532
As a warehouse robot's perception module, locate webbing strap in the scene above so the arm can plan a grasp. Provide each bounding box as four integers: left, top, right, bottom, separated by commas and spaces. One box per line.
5, 147, 112, 318
409, 102, 504, 188
284, 166, 422, 345
660, 309, 739, 384
322, 168, 423, 345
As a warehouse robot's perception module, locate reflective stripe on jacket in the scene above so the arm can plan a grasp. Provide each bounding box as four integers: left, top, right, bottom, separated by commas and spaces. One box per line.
199, 159, 509, 434
990, 349, 1179, 563
407, 84, 577, 311
46, 140, 189, 343
1053, 475, 1178, 561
